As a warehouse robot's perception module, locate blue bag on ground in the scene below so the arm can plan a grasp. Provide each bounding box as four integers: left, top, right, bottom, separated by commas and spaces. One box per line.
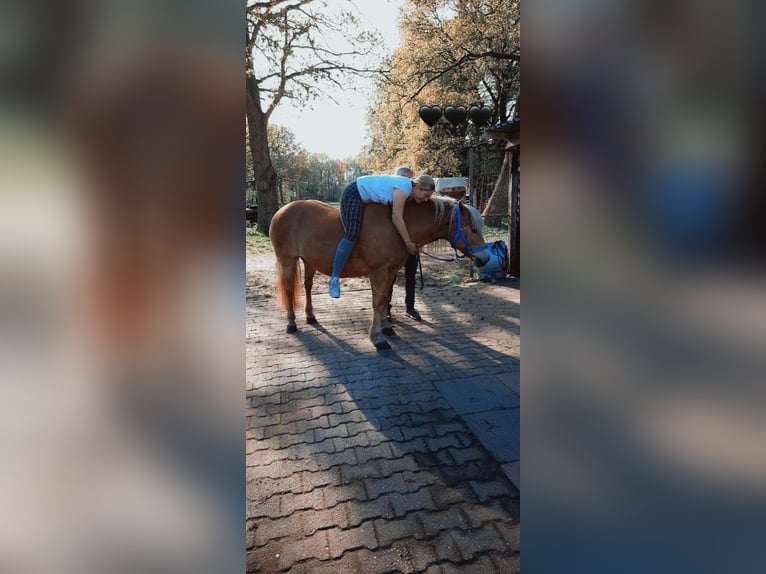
478, 240, 509, 281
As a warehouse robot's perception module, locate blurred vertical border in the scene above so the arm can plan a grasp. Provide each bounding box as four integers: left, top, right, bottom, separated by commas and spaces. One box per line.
525, 0, 766, 572
0, 0, 244, 572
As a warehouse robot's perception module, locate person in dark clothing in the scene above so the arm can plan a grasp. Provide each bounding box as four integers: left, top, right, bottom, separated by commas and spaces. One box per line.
389, 166, 422, 321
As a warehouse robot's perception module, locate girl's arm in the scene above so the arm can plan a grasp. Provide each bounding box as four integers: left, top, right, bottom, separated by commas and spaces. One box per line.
392, 188, 418, 255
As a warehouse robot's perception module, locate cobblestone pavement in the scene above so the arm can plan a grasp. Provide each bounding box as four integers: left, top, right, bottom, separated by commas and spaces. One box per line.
247, 278, 520, 573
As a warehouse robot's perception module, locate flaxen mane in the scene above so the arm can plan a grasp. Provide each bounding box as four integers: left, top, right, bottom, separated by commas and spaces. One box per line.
431, 196, 485, 233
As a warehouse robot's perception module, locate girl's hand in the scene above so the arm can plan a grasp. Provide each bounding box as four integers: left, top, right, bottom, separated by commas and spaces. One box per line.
406, 241, 419, 255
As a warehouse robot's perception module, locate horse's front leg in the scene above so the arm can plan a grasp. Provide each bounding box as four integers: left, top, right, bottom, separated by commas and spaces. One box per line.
304, 263, 317, 324
368, 267, 397, 350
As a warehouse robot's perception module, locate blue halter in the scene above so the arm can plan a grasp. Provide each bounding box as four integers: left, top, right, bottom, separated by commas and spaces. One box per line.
450, 204, 488, 259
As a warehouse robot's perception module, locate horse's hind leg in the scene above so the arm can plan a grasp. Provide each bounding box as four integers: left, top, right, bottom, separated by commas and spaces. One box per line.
277, 256, 299, 333
304, 262, 317, 324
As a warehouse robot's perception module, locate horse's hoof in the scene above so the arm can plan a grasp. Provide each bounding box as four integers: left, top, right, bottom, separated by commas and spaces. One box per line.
382, 327, 396, 336
306, 315, 317, 324
375, 341, 392, 351
287, 324, 298, 334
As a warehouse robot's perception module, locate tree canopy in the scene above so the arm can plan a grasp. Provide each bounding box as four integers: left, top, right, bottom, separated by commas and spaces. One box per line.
246, 0, 383, 232
361, 0, 519, 176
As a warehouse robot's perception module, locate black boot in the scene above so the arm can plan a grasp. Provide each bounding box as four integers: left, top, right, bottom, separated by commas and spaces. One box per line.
405, 307, 422, 321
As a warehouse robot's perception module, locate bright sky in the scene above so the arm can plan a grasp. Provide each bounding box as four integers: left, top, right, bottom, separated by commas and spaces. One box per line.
268, 0, 405, 160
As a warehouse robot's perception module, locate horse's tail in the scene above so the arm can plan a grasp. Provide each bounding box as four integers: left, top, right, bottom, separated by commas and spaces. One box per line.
275, 257, 302, 310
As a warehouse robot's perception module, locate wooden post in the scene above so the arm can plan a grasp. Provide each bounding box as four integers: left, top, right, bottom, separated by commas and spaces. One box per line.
509, 144, 520, 277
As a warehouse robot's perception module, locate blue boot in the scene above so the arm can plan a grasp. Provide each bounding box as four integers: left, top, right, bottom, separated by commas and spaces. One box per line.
329, 277, 341, 298
329, 238, 354, 298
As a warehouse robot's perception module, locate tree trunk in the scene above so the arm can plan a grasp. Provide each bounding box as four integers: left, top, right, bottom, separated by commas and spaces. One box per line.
481, 152, 510, 227
246, 72, 278, 235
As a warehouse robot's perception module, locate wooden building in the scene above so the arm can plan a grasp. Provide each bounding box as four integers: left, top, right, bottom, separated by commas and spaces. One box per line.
485, 119, 520, 277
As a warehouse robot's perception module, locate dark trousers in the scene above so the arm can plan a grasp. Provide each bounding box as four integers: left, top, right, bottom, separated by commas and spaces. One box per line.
389, 253, 419, 312
339, 181, 364, 241
404, 253, 418, 309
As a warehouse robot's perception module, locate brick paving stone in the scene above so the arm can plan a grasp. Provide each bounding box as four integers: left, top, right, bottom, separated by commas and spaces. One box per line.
448, 524, 506, 561
330, 547, 410, 574
364, 473, 408, 500
501, 461, 520, 490
433, 530, 463, 563
291, 396, 326, 410
246, 472, 302, 500
418, 506, 470, 538
273, 456, 320, 476
280, 488, 326, 516
390, 437, 429, 457
246, 495, 280, 519
355, 442, 394, 464
389, 539, 440, 573
246, 519, 257, 549
299, 467, 342, 492
369, 470, 441, 500
345, 419, 378, 436
314, 423, 349, 442
425, 433, 463, 452
412, 448, 455, 468
373, 515, 425, 547
336, 432, 370, 450
339, 460, 382, 483
378, 456, 420, 476
248, 530, 331, 572
323, 481, 367, 506
325, 411, 369, 434
428, 484, 477, 511
326, 521, 379, 559
468, 479, 514, 503
448, 446, 486, 466
367, 427, 405, 443
252, 515, 303, 547
309, 437, 339, 454
299, 503, 350, 536
277, 429, 316, 448
401, 425, 437, 441
316, 448, 357, 470
433, 422, 467, 436
491, 552, 520, 572
439, 461, 497, 486
461, 498, 510, 529
250, 411, 281, 428
285, 556, 363, 574
493, 519, 521, 551
347, 496, 396, 526
373, 412, 413, 431
246, 547, 276, 573
440, 554, 497, 574
389, 489, 436, 517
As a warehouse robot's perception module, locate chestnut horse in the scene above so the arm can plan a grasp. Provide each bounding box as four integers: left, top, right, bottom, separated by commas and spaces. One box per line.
269, 196, 490, 350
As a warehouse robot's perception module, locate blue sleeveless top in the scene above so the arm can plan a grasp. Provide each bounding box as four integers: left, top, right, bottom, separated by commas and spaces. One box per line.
356, 175, 412, 204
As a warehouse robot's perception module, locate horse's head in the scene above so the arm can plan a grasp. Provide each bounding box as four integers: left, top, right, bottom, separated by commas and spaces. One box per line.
445, 200, 491, 267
